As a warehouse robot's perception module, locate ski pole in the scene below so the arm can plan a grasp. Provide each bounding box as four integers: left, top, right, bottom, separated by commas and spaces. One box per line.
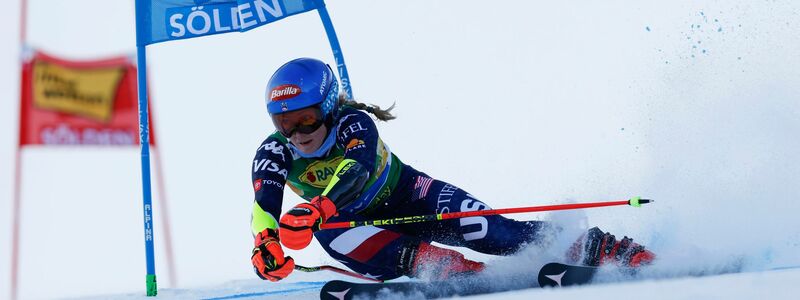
294, 264, 383, 282
320, 197, 653, 230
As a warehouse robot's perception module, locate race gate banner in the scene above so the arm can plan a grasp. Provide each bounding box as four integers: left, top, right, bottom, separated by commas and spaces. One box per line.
138, 0, 320, 45
19, 51, 155, 146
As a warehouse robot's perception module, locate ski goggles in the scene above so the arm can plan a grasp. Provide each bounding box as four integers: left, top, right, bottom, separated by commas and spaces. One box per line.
271, 105, 325, 137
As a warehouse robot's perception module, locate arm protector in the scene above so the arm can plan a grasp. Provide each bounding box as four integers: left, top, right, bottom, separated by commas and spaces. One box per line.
322, 158, 370, 208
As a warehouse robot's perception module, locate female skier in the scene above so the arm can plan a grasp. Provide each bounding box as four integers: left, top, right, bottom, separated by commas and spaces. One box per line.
249, 58, 655, 282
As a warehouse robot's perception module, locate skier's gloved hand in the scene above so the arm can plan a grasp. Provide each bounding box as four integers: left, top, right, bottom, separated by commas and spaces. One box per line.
279, 195, 337, 250
251, 228, 295, 281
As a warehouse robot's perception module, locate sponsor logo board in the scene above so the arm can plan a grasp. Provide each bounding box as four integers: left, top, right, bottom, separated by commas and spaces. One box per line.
165, 0, 286, 39
32, 61, 125, 122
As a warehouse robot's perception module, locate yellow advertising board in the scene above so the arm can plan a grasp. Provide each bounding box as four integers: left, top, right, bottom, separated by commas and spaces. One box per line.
32, 61, 125, 122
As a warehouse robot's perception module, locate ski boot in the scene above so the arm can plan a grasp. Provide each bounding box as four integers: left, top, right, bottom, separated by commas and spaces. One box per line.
404, 241, 485, 280
567, 227, 655, 268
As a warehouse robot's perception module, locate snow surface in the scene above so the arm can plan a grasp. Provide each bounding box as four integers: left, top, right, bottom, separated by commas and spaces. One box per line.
70, 267, 800, 300
1, 0, 799, 299
468, 268, 800, 300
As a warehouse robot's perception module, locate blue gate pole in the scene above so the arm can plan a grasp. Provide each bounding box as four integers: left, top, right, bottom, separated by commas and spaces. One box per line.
136, 44, 157, 297
314, 0, 353, 99
134, 0, 157, 296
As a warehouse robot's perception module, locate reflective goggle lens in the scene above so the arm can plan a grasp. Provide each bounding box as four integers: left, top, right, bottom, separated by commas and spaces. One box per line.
272, 106, 324, 137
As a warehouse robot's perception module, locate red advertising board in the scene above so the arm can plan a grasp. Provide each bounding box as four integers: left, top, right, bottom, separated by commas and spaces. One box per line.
19, 50, 155, 146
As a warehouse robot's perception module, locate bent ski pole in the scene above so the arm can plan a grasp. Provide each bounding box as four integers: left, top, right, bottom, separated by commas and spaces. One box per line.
320, 197, 653, 230
294, 264, 383, 282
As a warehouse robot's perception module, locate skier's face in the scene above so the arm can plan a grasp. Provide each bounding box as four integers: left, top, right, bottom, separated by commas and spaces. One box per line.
289, 123, 327, 153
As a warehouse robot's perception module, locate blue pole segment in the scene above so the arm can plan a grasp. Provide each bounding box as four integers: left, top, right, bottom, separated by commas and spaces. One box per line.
134, 0, 157, 296
136, 45, 158, 297
313, 0, 353, 99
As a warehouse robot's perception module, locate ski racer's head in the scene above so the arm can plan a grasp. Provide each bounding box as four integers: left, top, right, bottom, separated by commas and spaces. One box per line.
266, 58, 339, 155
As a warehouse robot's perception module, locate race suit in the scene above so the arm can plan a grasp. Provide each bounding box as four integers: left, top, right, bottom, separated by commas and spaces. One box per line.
251, 106, 546, 280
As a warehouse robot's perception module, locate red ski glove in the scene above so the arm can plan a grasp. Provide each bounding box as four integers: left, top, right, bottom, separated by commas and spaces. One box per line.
279, 195, 337, 250
251, 228, 295, 281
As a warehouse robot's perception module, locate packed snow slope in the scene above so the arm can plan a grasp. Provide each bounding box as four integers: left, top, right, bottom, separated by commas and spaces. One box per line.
0, 0, 798, 299
76, 267, 800, 299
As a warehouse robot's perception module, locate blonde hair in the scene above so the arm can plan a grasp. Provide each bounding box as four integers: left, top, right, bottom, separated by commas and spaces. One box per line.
338, 95, 396, 121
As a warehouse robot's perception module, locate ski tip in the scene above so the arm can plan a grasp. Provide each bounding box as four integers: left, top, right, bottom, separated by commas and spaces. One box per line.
628, 197, 654, 207
320, 280, 353, 300
537, 263, 598, 288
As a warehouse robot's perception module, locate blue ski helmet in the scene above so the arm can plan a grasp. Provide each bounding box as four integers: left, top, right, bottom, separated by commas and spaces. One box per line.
265, 58, 340, 120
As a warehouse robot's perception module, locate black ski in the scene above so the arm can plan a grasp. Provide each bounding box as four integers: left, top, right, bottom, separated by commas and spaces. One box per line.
319, 276, 513, 300
320, 262, 597, 299
537, 262, 598, 288
322, 280, 443, 300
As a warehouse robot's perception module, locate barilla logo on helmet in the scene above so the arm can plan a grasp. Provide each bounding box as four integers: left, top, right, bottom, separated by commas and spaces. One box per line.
270, 84, 301, 101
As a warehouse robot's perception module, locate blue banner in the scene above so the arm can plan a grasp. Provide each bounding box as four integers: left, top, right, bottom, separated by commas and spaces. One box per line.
137, 0, 319, 45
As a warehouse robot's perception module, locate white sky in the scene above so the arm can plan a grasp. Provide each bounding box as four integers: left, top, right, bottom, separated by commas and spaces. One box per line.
1, 1, 799, 299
